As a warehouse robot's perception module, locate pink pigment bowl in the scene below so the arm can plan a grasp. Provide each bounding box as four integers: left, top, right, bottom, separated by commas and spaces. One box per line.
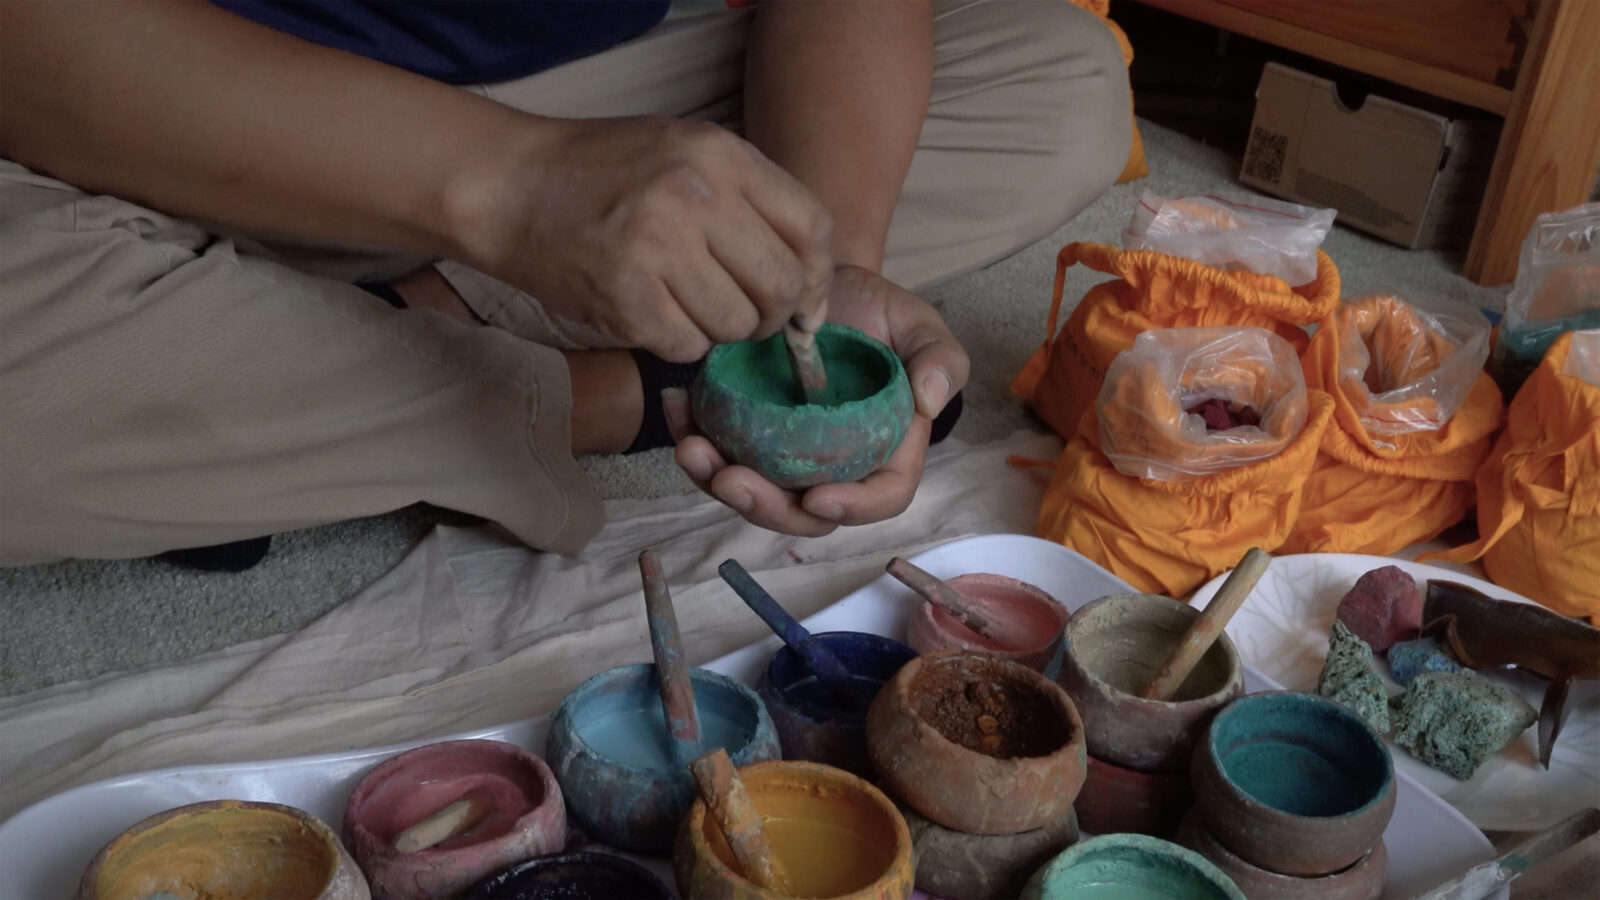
342, 739, 567, 900
905, 573, 1069, 672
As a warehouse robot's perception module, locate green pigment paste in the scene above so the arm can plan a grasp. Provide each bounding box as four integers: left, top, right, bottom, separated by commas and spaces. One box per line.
1316, 621, 1391, 733
709, 327, 893, 408
1391, 671, 1537, 780
1211, 694, 1389, 817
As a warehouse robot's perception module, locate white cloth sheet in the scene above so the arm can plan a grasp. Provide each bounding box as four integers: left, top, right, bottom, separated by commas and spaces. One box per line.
0, 431, 1064, 821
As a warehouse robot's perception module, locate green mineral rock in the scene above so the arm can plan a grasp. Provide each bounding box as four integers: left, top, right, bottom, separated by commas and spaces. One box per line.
1316, 621, 1390, 733
1392, 671, 1538, 780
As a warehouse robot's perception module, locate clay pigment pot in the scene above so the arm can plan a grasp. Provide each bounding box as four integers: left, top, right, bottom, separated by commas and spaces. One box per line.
1074, 751, 1194, 838
866, 649, 1086, 835
1192, 692, 1395, 877
899, 800, 1079, 900
76, 799, 368, 900
546, 664, 780, 853
674, 760, 914, 900
905, 573, 1070, 673
1175, 811, 1388, 900
461, 852, 673, 900
691, 323, 914, 489
342, 739, 565, 899
1020, 834, 1245, 900
1058, 593, 1243, 772
758, 630, 917, 777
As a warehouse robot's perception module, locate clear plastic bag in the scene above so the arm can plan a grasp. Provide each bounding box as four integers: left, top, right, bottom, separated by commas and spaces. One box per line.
1335, 294, 1491, 434
1561, 328, 1600, 388
1494, 202, 1600, 391
1096, 326, 1310, 481
1122, 189, 1336, 286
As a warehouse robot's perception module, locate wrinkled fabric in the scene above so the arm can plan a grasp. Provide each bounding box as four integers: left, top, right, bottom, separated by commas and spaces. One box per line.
1012, 242, 1340, 441
1423, 331, 1600, 624
1037, 386, 1337, 598
1285, 296, 1503, 555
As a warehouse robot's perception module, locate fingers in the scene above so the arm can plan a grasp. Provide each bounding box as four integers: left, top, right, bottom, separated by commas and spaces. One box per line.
800, 415, 931, 526
703, 214, 809, 341
667, 388, 839, 537
894, 316, 970, 420
736, 163, 833, 333
673, 437, 839, 538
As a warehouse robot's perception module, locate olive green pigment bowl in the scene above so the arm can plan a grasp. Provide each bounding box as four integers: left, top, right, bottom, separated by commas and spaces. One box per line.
691, 324, 913, 489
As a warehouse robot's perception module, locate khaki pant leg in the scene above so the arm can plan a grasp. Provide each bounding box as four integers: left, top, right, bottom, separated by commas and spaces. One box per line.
884, 0, 1133, 291
0, 161, 601, 564
439, 0, 1131, 337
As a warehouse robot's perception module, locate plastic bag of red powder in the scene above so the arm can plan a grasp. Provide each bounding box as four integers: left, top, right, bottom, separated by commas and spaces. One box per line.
1096, 326, 1309, 481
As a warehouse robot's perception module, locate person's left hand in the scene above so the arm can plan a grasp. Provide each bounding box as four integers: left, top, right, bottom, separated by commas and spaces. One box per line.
663, 264, 970, 536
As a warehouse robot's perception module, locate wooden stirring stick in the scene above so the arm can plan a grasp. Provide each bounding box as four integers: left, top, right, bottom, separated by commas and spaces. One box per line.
1142, 547, 1272, 701
885, 557, 1034, 648
689, 748, 794, 893
641, 549, 701, 765
783, 316, 829, 405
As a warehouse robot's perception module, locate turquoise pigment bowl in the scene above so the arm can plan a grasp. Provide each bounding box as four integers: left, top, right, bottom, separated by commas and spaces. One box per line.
691, 323, 914, 489
1020, 833, 1245, 899
545, 664, 780, 854
1192, 691, 1395, 877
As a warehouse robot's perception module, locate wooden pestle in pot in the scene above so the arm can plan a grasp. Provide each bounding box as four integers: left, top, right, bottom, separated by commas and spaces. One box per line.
885, 557, 1035, 648
688, 748, 794, 893
1141, 548, 1271, 701
641, 549, 702, 765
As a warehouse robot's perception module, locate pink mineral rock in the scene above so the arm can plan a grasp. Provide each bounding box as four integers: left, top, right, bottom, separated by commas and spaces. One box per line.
1335, 566, 1423, 653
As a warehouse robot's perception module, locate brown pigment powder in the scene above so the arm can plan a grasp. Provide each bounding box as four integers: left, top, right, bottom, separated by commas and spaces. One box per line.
909, 661, 1069, 759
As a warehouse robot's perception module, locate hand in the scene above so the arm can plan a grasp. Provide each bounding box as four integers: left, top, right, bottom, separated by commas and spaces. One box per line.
473, 115, 835, 362
665, 264, 969, 536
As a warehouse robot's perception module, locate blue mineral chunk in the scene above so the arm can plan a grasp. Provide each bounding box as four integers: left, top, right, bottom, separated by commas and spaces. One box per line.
1388, 636, 1465, 687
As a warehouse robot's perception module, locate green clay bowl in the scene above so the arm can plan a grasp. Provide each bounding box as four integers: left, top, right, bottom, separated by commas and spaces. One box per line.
691, 324, 914, 489
1021, 834, 1245, 900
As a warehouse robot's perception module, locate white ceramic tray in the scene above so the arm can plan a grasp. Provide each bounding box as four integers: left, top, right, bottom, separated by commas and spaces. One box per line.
1191, 553, 1600, 833
0, 535, 1496, 898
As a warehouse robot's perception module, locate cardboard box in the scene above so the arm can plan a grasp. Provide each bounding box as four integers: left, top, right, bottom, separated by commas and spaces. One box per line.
1239, 62, 1499, 250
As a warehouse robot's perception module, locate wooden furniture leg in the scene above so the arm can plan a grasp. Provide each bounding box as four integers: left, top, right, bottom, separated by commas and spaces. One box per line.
1464, 0, 1600, 286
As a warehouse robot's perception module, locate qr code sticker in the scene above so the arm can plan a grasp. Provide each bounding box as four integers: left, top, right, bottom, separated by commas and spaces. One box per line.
1245, 126, 1288, 184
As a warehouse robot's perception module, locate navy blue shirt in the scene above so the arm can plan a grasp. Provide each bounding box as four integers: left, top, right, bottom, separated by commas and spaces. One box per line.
213, 1, 672, 84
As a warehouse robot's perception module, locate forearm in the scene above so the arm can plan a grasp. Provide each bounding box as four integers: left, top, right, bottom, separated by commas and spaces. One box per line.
0, 0, 540, 262
744, 0, 934, 272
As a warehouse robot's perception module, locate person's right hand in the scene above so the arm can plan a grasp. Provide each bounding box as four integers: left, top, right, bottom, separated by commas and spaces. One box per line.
469, 115, 835, 362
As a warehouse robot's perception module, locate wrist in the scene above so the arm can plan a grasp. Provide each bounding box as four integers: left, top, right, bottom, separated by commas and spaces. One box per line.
437, 108, 572, 271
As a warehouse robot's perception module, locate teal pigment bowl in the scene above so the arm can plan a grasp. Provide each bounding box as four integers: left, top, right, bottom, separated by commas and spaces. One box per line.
691, 323, 914, 489
1021, 833, 1244, 899
545, 664, 781, 854
1193, 691, 1395, 877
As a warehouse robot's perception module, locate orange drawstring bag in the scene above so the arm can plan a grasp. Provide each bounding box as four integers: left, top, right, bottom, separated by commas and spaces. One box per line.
1282, 294, 1505, 555
1422, 330, 1600, 624
1011, 242, 1340, 441
1035, 327, 1337, 597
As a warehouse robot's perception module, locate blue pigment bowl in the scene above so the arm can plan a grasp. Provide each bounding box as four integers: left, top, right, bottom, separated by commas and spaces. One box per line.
1021, 833, 1245, 899
461, 851, 673, 899
1192, 691, 1395, 877
757, 631, 917, 777
545, 664, 780, 854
